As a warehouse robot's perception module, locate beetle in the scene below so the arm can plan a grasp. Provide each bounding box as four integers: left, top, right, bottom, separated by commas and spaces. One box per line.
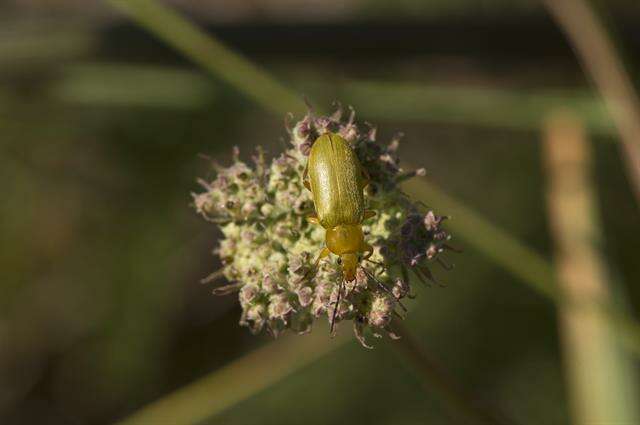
303, 132, 376, 281
302, 133, 410, 333
302, 132, 377, 329
302, 132, 378, 330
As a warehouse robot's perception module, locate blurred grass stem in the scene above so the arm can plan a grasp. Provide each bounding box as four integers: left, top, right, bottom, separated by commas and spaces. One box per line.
402, 177, 640, 356
115, 323, 516, 425
0, 22, 95, 66
115, 329, 350, 425
542, 0, 640, 209
53, 63, 617, 135
542, 112, 639, 424
341, 81, 614, 135
107, 0, 304, 115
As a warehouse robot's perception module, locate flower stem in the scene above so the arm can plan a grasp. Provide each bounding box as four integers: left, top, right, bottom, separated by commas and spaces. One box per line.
541, 0, 640, 209
107, 0, 305, 116
543, 112, 640, 424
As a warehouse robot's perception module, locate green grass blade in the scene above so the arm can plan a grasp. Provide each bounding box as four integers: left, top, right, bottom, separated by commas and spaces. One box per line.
402, 176, 640, 356
115, 331, 351, 425
341, 80, 615, 135
542, 113, 639, 424
107, 0, 305, 115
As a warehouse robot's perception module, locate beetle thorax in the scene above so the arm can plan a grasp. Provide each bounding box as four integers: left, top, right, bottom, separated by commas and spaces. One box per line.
326, 224, 363, 255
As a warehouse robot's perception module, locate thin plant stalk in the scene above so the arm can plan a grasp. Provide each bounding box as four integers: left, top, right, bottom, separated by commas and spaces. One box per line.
542, 112, 639, 424
115, 317, 516, 425
541, 0, 640, 208
54, 63, 615, 135
115, 329, 351, 425
340, 80, 614, 135
402, 176, 640, 356
107, 0, 304, 116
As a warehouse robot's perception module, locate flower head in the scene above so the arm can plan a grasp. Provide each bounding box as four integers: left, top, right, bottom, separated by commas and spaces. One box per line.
193, 105, 453, 347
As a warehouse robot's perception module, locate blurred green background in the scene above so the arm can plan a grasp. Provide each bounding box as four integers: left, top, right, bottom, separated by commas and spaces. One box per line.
1, 1, 639, 424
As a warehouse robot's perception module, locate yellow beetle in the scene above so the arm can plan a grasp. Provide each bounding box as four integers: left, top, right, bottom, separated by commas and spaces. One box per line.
303, 132, 376, 282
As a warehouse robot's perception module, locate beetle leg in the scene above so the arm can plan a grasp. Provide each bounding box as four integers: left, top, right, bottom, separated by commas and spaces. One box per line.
307, 215, 320, 225
363, 210, 376, 220
330, 279, 344, 336
314, 246, 331, 264
299, 247, 330, 284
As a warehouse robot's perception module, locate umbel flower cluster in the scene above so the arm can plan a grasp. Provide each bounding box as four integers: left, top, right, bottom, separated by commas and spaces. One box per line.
193, 106, 453, 347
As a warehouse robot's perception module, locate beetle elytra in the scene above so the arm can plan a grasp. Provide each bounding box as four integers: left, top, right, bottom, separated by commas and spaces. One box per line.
303, 132, 376, 283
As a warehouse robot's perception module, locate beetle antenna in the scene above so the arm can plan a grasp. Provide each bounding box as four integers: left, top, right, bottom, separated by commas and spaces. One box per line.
362, 268, 408, 313
363, 258, 399, 278
330, 280, 344, 336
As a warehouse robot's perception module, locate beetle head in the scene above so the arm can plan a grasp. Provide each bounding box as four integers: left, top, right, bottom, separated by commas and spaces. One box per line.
340, 253, 358, 282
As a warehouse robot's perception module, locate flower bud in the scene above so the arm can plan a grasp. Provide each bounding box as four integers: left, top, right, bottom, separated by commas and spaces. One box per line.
392, 278, 409, 299
242, 303, 266, 333
268, 293, 293, 321
262, 273, 277, 293
239, 284, 259, 305
259, 203, 274, 217
296, 286, 313, 307
354, 319, 373, 349
241, 202, 257, 217
314, 116, 333, 134
341, 126, 358, 141
311, 281, 332, 317
192, 192, 213, 216
424, 211, 441, 231
368, 294, 393, 328
292, 116, 311, 147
